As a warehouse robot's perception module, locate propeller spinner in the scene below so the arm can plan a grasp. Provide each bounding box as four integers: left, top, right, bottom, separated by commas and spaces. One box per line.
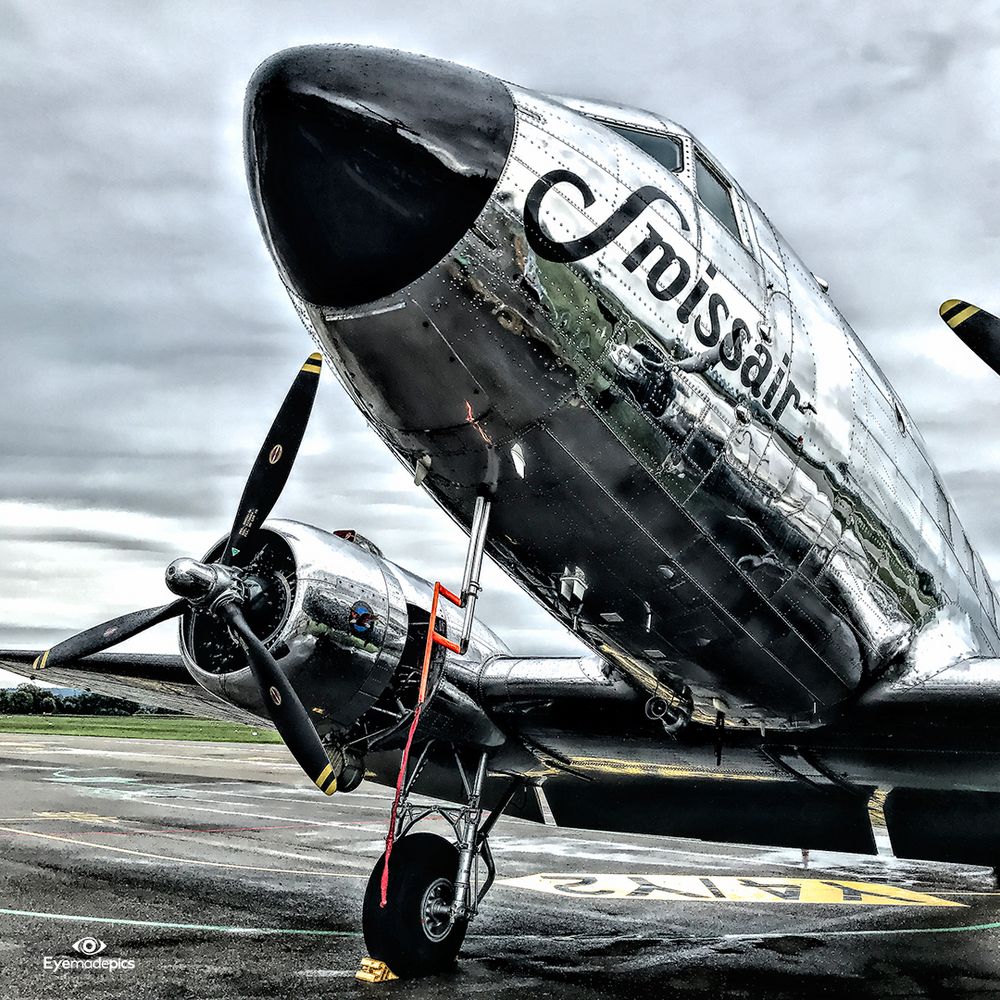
33, 352, 340, 795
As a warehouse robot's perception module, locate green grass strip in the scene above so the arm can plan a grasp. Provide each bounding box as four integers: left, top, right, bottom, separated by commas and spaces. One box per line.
0, 715, 281, 743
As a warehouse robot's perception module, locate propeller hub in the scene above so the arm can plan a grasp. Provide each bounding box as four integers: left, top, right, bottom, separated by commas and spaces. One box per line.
165, 558, 237, 606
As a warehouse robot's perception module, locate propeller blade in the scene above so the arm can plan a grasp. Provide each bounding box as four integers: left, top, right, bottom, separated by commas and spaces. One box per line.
33, 599, 187, 671
222, 353, 323, 567
940, 299, 1000, 377
217, 602, 338, 795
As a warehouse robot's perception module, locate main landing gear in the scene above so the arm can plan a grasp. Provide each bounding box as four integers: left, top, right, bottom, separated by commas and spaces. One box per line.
361, 745, 522, 978
359, 482, 502, 979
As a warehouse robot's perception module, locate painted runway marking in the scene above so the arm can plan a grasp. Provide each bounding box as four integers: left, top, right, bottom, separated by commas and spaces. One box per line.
90, 824, 372, 870
4, 905, 1000, 945
16, 809, 993, 895
33, 810, 120, 824
120, 796, 385, 831
0, 826, 366, 879
0, 907, 360, 937
501, 873, 965, 906
40, 775, 387, 816
17, 812, 374, 870
296, 970, 357, 978
154, 789, 391, 812
491, 835, 854, 873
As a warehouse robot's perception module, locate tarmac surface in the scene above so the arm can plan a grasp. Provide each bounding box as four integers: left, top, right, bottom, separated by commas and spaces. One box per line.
2, 733, 1000, 998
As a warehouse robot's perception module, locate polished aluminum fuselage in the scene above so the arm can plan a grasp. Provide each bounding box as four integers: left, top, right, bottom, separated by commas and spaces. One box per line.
287, 86, 999, 732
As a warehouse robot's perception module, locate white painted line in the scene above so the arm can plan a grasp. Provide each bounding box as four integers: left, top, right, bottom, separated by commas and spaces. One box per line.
159, 789, 390, 812
128, 797, 384, 833
490, 835, 831, 872
92, 824, 371, 870
0, 906, 359, 937
296, 970, 357, 978
0, 825, 366, 879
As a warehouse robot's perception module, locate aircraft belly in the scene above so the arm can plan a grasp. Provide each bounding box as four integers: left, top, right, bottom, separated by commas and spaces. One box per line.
305, 247, 870, 721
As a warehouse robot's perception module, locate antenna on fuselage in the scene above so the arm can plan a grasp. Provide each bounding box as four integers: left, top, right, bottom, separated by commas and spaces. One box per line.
940, 299, 1000, 376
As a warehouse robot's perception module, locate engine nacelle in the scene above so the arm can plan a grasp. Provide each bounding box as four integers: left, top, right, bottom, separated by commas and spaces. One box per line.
179, 519, 409, 737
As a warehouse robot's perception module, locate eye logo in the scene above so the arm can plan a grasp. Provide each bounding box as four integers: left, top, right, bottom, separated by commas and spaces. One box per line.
71, 937, 107, 956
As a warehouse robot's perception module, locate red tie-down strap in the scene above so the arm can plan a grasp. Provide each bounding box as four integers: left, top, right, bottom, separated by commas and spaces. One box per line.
380, 581, 463, 906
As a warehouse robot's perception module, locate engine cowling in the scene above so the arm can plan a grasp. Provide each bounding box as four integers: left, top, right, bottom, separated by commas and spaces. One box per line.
179, 519, 409, 738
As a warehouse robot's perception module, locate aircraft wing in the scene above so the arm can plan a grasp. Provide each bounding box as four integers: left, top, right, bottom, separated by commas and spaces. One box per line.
832, 654, 1000, 749
0, 649, 269, 726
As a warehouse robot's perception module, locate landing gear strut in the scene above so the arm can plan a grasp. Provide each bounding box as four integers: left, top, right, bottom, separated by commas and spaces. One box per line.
361, 482, 503, 979
361, 745, 522, 978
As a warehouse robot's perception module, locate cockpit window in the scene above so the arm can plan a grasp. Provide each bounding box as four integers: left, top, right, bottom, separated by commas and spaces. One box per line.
603, 123, 683, 173
694, 150, 742, 243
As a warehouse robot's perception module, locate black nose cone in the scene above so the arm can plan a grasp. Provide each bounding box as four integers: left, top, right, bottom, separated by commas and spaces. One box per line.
245, 45, 515, 308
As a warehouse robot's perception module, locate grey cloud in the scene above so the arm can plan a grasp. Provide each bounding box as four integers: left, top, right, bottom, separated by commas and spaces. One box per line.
0, 527, 178, 554
0, 626, 71, 645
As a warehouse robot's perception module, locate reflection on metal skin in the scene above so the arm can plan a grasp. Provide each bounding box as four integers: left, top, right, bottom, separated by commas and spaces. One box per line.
248, 57, 999, 735
477, 654, 638, 711
180, 521, 408, 735
176, 519, 514, 755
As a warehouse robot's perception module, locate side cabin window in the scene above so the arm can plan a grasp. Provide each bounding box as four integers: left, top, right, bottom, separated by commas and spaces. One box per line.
955, 524, 986, 616
935, 483, 953, 543
974, 553, 997, 625
694, 150, 743, 244
602, 122, 683, 173
958, 529, 976, 582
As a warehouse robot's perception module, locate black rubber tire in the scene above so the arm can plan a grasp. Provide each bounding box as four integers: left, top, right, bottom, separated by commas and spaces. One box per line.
363, 832, 469, 978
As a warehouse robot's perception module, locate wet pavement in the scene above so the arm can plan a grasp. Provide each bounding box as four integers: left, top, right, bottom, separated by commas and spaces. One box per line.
2, 732, 1000, 998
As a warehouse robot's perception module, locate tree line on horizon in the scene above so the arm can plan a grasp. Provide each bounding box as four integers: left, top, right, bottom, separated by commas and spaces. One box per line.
0, 683, 176, 717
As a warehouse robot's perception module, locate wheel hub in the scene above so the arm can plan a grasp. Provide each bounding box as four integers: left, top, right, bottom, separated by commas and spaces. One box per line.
420, 877, 455, 942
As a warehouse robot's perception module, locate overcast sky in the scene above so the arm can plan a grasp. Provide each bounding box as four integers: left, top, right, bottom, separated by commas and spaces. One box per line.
2, 1, 999, 679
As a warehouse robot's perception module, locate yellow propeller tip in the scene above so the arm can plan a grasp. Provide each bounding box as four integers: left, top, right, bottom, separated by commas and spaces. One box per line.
941, 301, 981, 329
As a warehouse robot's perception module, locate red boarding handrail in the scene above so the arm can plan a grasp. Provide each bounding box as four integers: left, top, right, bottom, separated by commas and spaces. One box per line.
380, 580, 463, 906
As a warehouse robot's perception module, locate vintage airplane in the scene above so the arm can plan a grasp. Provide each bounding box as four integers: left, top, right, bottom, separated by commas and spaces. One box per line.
5, 43, 1000, 979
